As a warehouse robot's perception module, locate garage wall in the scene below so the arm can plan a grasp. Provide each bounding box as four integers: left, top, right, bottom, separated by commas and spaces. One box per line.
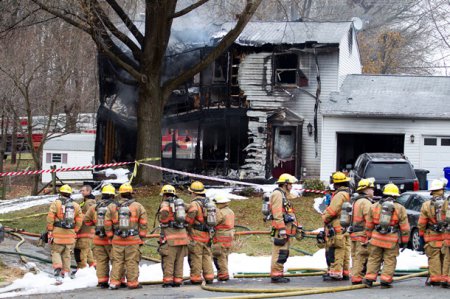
320, 116, 450, 181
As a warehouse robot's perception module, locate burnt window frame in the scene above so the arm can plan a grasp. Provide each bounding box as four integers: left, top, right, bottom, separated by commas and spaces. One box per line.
273, 52, 310, 87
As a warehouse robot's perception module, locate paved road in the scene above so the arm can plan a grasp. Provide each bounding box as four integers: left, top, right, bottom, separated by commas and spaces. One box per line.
18, 275, 448, 299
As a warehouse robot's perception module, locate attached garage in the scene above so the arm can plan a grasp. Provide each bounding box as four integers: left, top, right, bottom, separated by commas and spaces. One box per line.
320, 74, 450, 184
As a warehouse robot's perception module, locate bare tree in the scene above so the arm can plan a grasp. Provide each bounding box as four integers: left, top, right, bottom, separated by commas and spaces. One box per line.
0, 20, 90, 194
25, 0, 262, 184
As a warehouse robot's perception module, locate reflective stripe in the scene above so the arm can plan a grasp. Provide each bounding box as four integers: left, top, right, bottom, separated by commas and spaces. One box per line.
380, 274, 393, 283
204, 273, 214, 280
365, 273, 377, 280
325, 206, 337, 217
400, 223, 410, 231
430, 275, 443, 282
76, 233, 94, 238
371, 238, 394, 249
424, 234, 444, 242
401, 236, 409, 243
271, 221, 286, 229
418, 217, 428, 224
173, 277, 183, 283
163, 277, 173, 283
270, 271, 283, 277
190, 274, 202, 282
127, 281, 139, 287
98, 276, 109, 283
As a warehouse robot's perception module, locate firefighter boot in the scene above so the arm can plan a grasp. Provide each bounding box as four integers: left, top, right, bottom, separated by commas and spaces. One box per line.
380, 282, 393, 289
271, 277, 290, 283
363, 279, 373, 288
70, 269, 77, 279
54, 268, 63, 285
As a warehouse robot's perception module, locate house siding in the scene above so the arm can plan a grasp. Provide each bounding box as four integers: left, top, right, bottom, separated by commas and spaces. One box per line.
338, 27, 362, 87
239, 50, 340, 178
320, 116, 450, 181
42, 150, 94, 183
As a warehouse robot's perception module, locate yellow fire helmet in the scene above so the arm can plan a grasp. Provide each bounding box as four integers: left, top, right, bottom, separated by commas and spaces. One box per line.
119, 183, 133, 194
59, 184, 72, 194
331, 171, 351, 184
188, 181, 205, 194
382, 183, 400, 197
357, 178, 375, 191
101, 184, 116, 195
160, 184, 176, 195
276, 173, 297, 184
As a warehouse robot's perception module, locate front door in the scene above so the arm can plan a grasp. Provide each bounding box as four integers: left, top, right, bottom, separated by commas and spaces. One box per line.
272, 126, 296, 178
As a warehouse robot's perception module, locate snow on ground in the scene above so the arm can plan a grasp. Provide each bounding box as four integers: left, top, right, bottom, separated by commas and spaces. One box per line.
99, 168, 130, 185
0, 249, 428, 298
206, 183, 302, 201
313, 196, 325, 214
0, 191, 101, 214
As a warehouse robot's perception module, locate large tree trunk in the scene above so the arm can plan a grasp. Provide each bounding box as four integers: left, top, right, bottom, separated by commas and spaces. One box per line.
135, 81, 164, 184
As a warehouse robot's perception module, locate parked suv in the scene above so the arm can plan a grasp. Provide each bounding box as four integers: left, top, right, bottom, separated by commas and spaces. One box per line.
350, 153, 419, 195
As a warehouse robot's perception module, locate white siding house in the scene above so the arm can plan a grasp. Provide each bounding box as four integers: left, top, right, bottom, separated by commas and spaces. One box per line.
320, 75, 450, 185
42, 134, 95, 183
230, 21, 362, 178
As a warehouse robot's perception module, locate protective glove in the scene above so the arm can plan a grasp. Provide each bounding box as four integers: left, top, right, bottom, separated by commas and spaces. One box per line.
279, 229, 287, 239
295, 226, 304, 241
418, 236, 425, 252
47, 231, 54, 244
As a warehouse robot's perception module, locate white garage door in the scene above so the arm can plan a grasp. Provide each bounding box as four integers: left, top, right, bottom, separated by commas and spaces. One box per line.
420, 136, 450, 180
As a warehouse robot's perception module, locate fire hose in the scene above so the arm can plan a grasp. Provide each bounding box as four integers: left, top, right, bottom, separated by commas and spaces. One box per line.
200, 271, 428, 299
0, 213, 47, 222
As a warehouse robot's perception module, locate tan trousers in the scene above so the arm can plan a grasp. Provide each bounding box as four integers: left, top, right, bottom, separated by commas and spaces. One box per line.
442, 246, 450, 285
425, 244, 445, 283
51, 243, 72, 274
212, 245, 231, 280
327, 233, 350, 278
365, 244, 399, 284
93, 244, 112, 283
351, 240, 369, 283
74, 238, 95, 268
110, 244, 141, 288
160, 244, 187, 284
188, 241, 214, 282
270, 238, 291, 277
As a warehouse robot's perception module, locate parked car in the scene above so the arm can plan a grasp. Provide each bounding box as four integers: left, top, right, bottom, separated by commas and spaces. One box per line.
350, 153, 419, 195
396, 191, 450, 251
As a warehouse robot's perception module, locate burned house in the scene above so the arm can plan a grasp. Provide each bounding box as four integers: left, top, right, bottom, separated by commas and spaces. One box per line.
96, 21, 361, 179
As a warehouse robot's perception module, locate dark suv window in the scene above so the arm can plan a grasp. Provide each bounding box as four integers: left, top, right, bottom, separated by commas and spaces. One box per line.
407, 195, 424, 212
364, 162, 416, 180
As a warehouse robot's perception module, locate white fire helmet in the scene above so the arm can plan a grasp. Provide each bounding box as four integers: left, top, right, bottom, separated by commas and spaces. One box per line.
214, 194, 231, 204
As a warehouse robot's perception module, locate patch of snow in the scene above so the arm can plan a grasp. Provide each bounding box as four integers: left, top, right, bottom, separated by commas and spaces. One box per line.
0, 191, 100, 214
313, 196, 325, 214
98, 168, 130, 185
0, 249, 429, 297
206, 188, 248, 200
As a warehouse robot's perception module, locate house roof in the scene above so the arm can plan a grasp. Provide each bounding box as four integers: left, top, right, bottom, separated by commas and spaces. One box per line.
44, 134, 95, 152
322, 74, 450, 120
219, 21, 353, 46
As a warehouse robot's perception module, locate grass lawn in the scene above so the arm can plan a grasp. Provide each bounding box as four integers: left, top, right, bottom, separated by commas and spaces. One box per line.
0, 186, 324, 259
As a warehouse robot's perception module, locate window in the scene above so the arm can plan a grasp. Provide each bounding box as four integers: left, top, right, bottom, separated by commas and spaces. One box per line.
52, 153, 62, 163
275, 53, 298, 85
396, 194, 410, 206
441, 138, 450, 146
213, 54, 228, 83
46, 153, 68, 164
408, 195, 424, 212
364, 162, 416, 180
424, 138, 437, 146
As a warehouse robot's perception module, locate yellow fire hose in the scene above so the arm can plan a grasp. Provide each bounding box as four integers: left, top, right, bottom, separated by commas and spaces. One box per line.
8, 231, 28, 264
141, 255, 162, 263
233, 271, 326, 278
0, 212, 47, 222
200, 271, 428, 299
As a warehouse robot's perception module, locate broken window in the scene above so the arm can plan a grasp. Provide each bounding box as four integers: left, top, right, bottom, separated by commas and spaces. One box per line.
274, 53, 310, 87
213, 54, 228, 83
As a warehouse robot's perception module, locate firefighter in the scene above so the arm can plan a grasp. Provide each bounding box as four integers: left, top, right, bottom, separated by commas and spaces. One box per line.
84, 184, 117, 288
322, 171, 351, 281
185, 181, 215, 284
157, 184, 189, 287
363, 183, 410, 288
46, 184, 82, 284
443, 193, 450, 288
269, 173, 300, 283
107, 183, 147, 290
71, 185, 96, 278
349, 178, 375, 285
212, 194, 235, 281
418, 179, 447, 286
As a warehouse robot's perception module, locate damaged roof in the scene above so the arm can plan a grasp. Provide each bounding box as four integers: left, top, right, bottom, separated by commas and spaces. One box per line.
219, 21, 353, 46
322, 74, 450, 119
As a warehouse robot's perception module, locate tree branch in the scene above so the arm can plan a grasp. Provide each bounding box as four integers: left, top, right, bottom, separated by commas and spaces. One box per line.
172, 0, 209, 18
30, 0, 92, 34
105, 0, 144, 46
163, 0, 262, 98
91, 0, 141, 62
